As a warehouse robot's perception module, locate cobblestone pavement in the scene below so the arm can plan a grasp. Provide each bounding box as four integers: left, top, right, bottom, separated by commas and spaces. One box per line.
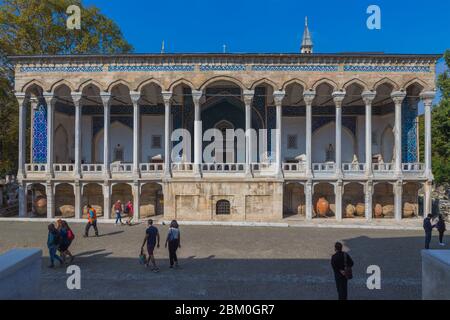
0, 221, 447, 300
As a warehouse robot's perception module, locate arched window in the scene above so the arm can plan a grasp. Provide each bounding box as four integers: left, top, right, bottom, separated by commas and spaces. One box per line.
216, 200, 231, 215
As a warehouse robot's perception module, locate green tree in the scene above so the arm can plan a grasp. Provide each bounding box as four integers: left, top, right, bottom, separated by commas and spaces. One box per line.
0, 0, 133, 177
431, 50, 450, 184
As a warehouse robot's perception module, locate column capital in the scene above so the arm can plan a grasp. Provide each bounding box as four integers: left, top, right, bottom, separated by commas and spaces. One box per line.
361, 90, 376, 105
191, 90, 203, 106
273, 90, 285, 107
71, 92, 83, 106
161, 91, 173, 105
332, 91, 346, 107
303, 90, 316, 105
42, 92, 54, 104
420, 91, 436, 106
14, 92, 27, 102
243, 90, 255, 106
100, 92, 111, 106
130, 91, 141, 105
391, 91, 407, 105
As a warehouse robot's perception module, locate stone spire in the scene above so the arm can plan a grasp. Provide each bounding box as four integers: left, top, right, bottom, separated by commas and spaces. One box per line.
301, 17, 313, 54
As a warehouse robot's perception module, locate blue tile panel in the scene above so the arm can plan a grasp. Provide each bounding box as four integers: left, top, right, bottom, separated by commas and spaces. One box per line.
20, 66, 103, 73
344, 65, 431, 73
252, 65, 339, 72
200, 65, 246, 71
32, 104, 47, 163
108, 65, 195, 72
402, 100, 418, 163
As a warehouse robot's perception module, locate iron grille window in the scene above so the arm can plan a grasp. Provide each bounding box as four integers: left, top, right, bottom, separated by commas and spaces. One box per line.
216, 200, 231, 215
287, 135, 298, 150
152, 135, 162, 149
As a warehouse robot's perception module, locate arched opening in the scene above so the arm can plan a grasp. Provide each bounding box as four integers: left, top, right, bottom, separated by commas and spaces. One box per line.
54, 125, 69, 163
80, 83, 102, 164
216, 199, 231, 215
29, 183, 46, 217
283, 183, 305, 218
313, 182, 335, 218
82, 183, 104, 218
111, 183, 133, 218
403, 182, 421, 219
25, 84, 45, 165
342, 83, 365, 163
343, 182, 365, 218
53, 84, 75, 164
140, 182, 163, 218
380, 126, 395, 163
312, 122, 355, 163
373, 182, 394, 219
55, 183, 75, 218
404, 83, 423, 163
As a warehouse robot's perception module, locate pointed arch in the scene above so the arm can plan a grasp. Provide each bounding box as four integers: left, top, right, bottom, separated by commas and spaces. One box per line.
402, 78, 429, 92
312, 78, 338, 91
199, 76, 245, 91
372, 78, 400, 91
77, 79, 105, 93
136, 78, 164, 92
107, 79, 132, 92
168, 78, 195, 91
21, 79, 46, 94
50, 79, 76, 94
343, 78, 369, 91
281, 78, 308, 91
250, 78, 278, 90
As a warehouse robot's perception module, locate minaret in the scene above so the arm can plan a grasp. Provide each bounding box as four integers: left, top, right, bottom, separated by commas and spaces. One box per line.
301, 17, 313, 54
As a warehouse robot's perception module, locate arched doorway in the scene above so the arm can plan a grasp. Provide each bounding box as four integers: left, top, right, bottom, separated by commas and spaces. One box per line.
403, 182, 421, 219
111, 183, 133, 218
140, 182, 163, 218
373, 182, 394, 219
82, 183, 104, 218
55, 183, 75, 218
343, 183, 365, 218
313, 182, 335, 218
283, 183, 305, 218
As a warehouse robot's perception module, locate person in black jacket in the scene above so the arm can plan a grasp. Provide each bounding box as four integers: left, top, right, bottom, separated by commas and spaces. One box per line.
423, 214, 435, 249
331, 242, 354, 300
436, 214, 446, 246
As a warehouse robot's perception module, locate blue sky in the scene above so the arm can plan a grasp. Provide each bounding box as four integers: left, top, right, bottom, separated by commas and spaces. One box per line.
84, 0, 448, 107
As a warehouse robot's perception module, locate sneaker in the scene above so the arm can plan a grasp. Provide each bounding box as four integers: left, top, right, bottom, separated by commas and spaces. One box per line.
153, 268, 160, 273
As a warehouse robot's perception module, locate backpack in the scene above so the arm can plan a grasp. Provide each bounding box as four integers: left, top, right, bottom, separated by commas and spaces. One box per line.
67, 229, 75, 241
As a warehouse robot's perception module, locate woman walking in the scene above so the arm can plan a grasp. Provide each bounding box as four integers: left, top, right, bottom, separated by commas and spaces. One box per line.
59, 221, 75, 263
165, 220, 181, 268
114, 200, 124, 225
125, 200, 134, 226
47, 223, 63, 268
437, 214, 447, 246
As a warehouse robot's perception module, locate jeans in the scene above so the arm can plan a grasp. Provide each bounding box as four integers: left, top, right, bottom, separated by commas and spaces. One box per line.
85, 220, 98, 236
115, 211, 122, 224
334, 275, 348, 300
425, 231, 432, 249
439, 231, 445, 243
49, 246, 62, 266
168, 239, 179, 266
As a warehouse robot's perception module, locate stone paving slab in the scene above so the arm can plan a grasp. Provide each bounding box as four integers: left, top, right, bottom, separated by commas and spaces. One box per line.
0, 221, 446, 299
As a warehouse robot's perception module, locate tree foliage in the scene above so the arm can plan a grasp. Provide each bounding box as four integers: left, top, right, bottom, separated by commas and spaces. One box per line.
0, 0, 133, 176
431, 50, 450, 184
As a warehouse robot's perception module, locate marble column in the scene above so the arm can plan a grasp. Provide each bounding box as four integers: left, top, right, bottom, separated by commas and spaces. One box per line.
420, 91, 436, 179
303, 90, 316, 177
391, 91, 407, 176
162, 91, 173, 177
424, 181, 433, 216
72, 92, 82, 178
18, 182, 27, 217
130, 91, 141, 177
15, 93, 27, 179
365, 181, 373, 221
243, 90, 254, 175
43, 93, 54, 178
192, 90, 203, 176
335, 181, 343, 221
133, 182, 140, 222
394, 181, 403, 221
100, 92, 111, 178
74, 181, 82, 219
362, 91, 376, 176
273, 91, 285, 176
305, 180, 313, 220
46, 182, 55, 219
332, 91, 346, 177
103, 183, 111, 220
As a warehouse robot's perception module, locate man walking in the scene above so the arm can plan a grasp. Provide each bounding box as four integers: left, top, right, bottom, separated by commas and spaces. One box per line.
423, 214, 434, 249
84, 204, 99, 237
47, 223, 63, 268
331, 242, 354, 300
141, 219, 160, 272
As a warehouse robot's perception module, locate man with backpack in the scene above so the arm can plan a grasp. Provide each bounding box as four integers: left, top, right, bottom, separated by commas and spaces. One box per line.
84, 204, 99, 237
47, 223, 63, 268
331, 242, 354, 300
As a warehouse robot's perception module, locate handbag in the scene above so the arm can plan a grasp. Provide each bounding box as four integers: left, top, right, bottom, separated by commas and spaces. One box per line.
139, 248, 146, 265
343, 252, 353, 280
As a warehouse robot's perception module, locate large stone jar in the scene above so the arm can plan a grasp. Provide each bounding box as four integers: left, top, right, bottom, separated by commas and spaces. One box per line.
355, 203, 365, 217
403, 202, 416, 218
345, 204, 356, 218
316, 197, 329, 217
374, 204, 383, 218
383, 205, 395, 218
34, 196, 47, 216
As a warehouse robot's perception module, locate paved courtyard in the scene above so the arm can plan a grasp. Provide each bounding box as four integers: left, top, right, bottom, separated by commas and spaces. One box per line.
0, 221, 446, 300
